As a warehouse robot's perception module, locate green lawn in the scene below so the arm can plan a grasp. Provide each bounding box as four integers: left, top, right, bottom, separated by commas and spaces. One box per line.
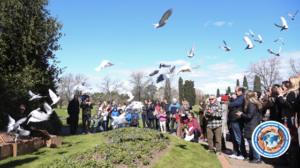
0, 132, 222, 168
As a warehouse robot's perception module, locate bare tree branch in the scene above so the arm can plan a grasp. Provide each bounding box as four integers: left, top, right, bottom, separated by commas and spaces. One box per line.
246, 57, 282, 90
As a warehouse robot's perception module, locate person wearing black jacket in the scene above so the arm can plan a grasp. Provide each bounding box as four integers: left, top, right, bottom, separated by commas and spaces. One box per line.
142, 99, 149, 128
146, 99, 156, 129
80, 95, 93, 135
236, 91, 262, 164
67, 95, 80, 135
161, 98, 170, 132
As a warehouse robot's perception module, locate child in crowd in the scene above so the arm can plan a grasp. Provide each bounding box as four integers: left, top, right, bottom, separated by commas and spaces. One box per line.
110, 107, 119, 130
125, 110, 132, 127
159, 108, 167, 133
130, 110, 140, 127
101, 110, 108, 131
91, 114, 98, 133
81, 93, 86, 102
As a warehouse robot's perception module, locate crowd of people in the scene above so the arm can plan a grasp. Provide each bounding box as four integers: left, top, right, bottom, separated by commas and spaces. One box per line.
67, 75, 300, 167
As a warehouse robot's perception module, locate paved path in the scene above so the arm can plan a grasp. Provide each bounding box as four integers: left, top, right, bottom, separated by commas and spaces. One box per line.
60, 127, 290, 168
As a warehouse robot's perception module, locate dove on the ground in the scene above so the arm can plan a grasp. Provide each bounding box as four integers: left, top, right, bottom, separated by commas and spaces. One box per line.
245, 29, 255, 37
152, 9, 173, 29
95, 60, 114, 71
219, 41, 231, 51
28, 90, 46, 101
287, 10, 298, 20
254, 34, 263, 44
186, 45, 195, 58
243, 36, 255, 50
275, 17, 288, 31
268, 46, 281, 56
274, 38, 285, 45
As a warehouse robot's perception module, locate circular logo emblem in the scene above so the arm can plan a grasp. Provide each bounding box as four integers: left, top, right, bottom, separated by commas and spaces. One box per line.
252, 121, 291, 158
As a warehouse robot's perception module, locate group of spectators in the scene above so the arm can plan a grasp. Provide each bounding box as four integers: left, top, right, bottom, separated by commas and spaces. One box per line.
200, 76, 300, 167
67, 75, 300, 167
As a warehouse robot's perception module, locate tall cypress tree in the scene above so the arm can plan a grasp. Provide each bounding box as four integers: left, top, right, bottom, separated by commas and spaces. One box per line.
227, 86, 231, 94
190, 81, 196, 106
217, 89, 220, 97
178, 77, 184, 104
236, 79, 240, 86
254, 75, 262, 92
243, 76, 249, 90
0, 0, 65, 130
164, 78, 171, 103
183, 80, 189, 105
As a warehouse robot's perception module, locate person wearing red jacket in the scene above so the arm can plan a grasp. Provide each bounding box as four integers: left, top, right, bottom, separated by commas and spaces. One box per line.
181, 113, 202, 143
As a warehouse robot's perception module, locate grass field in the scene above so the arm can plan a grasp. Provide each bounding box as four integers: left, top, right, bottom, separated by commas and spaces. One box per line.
0, 131, 222, 168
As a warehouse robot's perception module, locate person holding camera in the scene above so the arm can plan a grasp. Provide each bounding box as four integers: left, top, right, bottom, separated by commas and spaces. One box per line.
80, 95, 93, 135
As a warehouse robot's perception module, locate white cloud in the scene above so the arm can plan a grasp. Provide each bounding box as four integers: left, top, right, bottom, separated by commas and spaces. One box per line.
213, 21, 226, 26
204, 21, 212, 26
229, 73, 244, 80
208, 59, 238, 71
206, 56, 218, 59
196, 81, 236, 95
227, 21, 234, 26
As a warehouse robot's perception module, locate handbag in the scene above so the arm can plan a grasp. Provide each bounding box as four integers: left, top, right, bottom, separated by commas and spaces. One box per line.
153, 107, 158, 116
67, 117, 70, 125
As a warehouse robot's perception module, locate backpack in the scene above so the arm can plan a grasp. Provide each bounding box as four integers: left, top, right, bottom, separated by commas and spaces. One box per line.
130, 116, 139, 126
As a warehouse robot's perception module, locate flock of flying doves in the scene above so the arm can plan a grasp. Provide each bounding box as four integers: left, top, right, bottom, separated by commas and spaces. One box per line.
94, 9, 298, 85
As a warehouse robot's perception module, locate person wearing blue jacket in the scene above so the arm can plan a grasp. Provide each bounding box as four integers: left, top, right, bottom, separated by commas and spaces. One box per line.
125, 110, 132, 127
110, 107, 119, 129
168, 98, 181, 134
228, 86, 247, 160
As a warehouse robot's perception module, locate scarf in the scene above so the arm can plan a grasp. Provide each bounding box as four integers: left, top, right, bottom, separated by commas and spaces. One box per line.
210, 101, 217, 113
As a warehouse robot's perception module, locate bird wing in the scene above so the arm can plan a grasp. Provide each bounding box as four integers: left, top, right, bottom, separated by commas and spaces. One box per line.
268, 49, 275, 55
17, 128, 31, 136
95, 65, 102, 71
149, 70, 159, 76
249, 29, 254, 35
223, 41, 227, 46
274, 23, 283, 28
182, 69, 191, 73
294, 10, 298, 17
185, 49, 190, 55
82, 82, 91, 87
28, 90, 35, 97
105, 61, 114, 68
8, 115, 16, 126
190, 45, 195, 55
30, 111, 49, 121
243, 36, 252, 45
159, 9, 173, 24
191, 65, 200, 69
258, 34, 262, 41
278, 46, 281, 54
43, 102, 53, 115
219, 46, 226, 50
169, 66, 176, 73
245, 33, 250, 36
48, 89, 57, 102
254, 40, 260, 42
287, 13, 293, 18
281, 17, 287, 26
27, 116, 44, 125
274, 39, 278, 42
16, 117, 27, 125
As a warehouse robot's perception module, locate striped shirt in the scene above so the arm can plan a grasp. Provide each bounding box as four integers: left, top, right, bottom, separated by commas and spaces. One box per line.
205, 103, 223, 129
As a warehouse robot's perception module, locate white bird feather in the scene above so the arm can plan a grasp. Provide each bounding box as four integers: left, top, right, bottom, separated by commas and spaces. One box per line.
95, 60, 114, 71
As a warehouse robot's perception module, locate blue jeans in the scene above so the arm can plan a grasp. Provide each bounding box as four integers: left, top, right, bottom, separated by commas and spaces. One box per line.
119, 124, 124, 128
94, 126, 97, 133
142, 115, 148, 128
102, 121, 107, 131
231, 120, 247, 157
247, 140, 261, 159
148, 119, 155, 129
171, 118, 176, 133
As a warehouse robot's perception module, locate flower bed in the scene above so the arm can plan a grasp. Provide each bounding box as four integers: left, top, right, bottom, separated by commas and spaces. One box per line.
44, 127, 171, 168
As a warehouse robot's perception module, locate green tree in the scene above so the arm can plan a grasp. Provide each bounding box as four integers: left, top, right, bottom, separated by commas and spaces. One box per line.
164, 79, 171, 103
143, 84, 157, 100
253, 75, 262, 92
190, 81, 196, 106
227, 86, 231, 94
0, 0, 65, 130
217, 89, 220, 97
236, 79, 240, 86
179, 77, 184, 104
243, 76, 249, 90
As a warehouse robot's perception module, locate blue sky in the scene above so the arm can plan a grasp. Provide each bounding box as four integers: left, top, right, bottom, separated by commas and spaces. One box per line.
48, 0, 300, 94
